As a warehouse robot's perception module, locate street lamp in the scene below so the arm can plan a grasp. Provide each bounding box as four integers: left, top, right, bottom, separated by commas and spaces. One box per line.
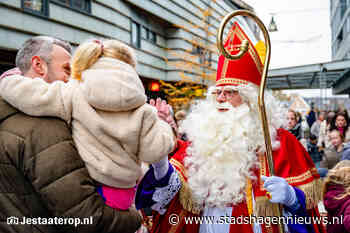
268, 15, 278, 32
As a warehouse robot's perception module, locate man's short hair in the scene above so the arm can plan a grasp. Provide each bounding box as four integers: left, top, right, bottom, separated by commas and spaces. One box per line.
15, 36, 72, 73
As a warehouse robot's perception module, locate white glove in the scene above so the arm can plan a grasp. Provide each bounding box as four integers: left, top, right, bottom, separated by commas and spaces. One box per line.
261, 175, 297, 207
151, 156, 169, 180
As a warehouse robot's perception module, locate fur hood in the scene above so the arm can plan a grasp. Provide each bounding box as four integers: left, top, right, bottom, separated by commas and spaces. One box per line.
80, 57, 146, 112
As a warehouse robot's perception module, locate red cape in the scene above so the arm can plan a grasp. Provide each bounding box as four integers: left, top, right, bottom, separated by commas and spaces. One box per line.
149, 130, 326, 233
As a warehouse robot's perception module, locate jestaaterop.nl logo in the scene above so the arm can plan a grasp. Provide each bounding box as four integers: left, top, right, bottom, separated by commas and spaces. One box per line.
6, 216, 93, 227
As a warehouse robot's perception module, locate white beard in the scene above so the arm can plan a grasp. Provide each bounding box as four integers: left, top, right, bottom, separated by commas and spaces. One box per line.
181, 101, 266, 209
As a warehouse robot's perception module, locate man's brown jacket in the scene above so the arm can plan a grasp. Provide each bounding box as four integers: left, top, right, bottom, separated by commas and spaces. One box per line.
0, 98, 141, 233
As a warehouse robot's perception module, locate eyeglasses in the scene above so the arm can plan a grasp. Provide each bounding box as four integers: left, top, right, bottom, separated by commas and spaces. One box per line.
212, 89, 238, 98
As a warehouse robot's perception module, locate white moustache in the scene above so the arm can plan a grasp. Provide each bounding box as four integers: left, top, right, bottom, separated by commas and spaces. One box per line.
216, 102, 233, 110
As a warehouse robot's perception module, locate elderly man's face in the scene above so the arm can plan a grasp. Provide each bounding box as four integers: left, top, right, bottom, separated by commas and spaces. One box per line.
214, 86, 244, 112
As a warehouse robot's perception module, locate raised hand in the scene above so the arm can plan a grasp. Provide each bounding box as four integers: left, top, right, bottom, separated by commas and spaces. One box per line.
149, 98, 176, 127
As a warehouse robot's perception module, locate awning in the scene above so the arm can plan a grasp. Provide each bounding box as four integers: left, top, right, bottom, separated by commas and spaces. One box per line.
267, 59, 350, 94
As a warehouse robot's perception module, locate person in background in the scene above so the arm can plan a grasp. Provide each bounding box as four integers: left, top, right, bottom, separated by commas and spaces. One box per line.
311, 111, 326, 139
323, 160, 350, 233
319, 130, 345, 177
287, 109, 308, 148
307, 134, 323, 169
329, 111, 350, 143
287, 109, 303, 140
318, 111, 336, 151
307, 103, 317, 129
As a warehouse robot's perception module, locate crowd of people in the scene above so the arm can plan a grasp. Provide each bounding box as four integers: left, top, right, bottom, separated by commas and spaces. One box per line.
287, 108, 350, 177
0, 21, 350, 233
285, 107, 350, 232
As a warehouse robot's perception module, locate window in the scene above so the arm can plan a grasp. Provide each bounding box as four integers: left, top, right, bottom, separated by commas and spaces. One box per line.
141, 26, 157, 44
22, 0, 48, 16
131, 22, 141, 48
141, 26, 149, 40
192, 45, 211, 67
149, 31, 157, 44
132, 22, 157, 47
53, 0, 91, 13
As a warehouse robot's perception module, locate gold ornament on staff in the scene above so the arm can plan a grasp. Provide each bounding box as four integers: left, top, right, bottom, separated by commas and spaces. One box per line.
217, 10, 285, 233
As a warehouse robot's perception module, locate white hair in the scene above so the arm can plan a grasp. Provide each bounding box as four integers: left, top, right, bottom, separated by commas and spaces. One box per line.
180, 83, 287, 209
207, 84, 286, 151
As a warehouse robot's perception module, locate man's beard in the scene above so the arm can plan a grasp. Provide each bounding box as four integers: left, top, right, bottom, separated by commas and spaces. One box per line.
181, 101, 265, 209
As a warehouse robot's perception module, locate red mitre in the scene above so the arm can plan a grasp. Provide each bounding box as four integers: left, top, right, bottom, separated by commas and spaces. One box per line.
216, 22, 263, 87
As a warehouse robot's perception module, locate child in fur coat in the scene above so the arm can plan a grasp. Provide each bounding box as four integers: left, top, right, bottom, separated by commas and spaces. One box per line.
0, 39, 175, 210
323, 160, 350, 233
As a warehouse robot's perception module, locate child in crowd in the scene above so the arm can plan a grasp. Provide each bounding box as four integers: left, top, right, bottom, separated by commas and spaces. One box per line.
320, 130, 344, 171
307, 134, 323, 168
0, 39, 174, 210
323, 160, 350, 233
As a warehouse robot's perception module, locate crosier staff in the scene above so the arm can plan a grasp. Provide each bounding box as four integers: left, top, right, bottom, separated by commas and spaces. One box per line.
216, 10, 284, 233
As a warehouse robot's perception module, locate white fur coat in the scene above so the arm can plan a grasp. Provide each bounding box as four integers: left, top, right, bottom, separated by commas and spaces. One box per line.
0, 57, 174, 188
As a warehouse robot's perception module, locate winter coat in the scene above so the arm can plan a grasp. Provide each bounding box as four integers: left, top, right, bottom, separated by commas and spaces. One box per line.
342, 144, 350, 160
0, 97, 142, 233
324, 184, 350, 233
307, 110, 316, 128
307, 141, 322, 163
0, 57, 175, 188
317, 120, 330, 148
320, 145, 343, 169
311, 120, 321, 137
288, 122, 303, 140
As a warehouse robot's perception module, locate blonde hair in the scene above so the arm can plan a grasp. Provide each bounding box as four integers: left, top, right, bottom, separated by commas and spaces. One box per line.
323, 160, 350, 200
71, 39, 136, 81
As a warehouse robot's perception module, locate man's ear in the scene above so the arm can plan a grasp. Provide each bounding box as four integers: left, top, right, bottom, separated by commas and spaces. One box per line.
31, 56, 48, 77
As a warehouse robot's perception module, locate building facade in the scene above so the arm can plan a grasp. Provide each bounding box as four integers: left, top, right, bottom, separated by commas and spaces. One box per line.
329, 0, 350, 95
0, 0, 257, 104
330, 0, 350, 60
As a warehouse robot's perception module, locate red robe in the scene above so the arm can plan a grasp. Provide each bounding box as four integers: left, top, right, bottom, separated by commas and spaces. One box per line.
147, 129, 326, 233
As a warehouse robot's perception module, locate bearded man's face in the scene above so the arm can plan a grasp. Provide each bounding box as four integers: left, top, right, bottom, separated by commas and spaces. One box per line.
212, 86, 244, 111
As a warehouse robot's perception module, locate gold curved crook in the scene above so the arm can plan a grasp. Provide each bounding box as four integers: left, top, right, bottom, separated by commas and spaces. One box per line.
217, 9, 273, 178
217, 12, 250, 60
217, 10, 285, 233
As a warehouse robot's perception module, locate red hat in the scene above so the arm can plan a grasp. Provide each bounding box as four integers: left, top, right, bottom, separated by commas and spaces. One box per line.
216, 22, 263, 87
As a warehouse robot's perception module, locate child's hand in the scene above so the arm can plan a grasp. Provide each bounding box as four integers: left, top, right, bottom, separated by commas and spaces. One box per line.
0, 68, 22, 80
149, 98, 175, 125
